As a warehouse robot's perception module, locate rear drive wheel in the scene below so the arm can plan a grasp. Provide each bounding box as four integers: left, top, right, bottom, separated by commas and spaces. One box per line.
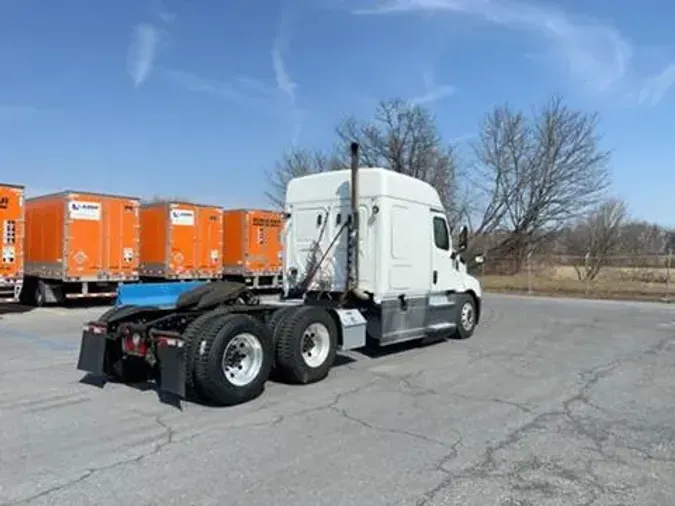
266, 306, 299, 342
453, 293, 476, 339
181, 310, 231, 400
193, 314, 274, 406
275, 306, 338, 384
266, 305, 301, 378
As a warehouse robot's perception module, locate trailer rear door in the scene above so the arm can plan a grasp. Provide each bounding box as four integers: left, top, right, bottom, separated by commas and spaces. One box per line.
65, 197, 104, 277
196, 207, 222, 275
169, 204, 197, 275
102, 198, 139, 277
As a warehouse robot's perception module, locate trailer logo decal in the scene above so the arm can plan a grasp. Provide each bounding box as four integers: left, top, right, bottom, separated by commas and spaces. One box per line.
252, 217, 282, 227
170, 209, 194, 226
69, 201, 101, 221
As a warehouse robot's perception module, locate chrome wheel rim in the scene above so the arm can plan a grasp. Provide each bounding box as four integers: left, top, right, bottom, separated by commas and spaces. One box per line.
301, 323, 331, 368
221, 333, 264, 386
460, 302, 474, 331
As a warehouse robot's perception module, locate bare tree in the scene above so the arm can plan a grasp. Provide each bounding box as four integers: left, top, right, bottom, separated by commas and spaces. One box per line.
140, 195, 192, 204
617, 220, 668, 258
470, 95, 612, 268
333, 99, 465, 228
562, 198, 627, 280
264, 148, 342, 209
265, 99, 465, 227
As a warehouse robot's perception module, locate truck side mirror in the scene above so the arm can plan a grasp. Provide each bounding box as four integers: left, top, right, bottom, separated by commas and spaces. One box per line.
457, 225, 468, 252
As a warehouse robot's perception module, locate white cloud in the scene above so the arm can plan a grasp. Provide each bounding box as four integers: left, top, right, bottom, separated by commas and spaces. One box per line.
354, 0, 633, 93
148, 0, 176, 25
409, 71, 455, 105
638, 63, 675, 106
272, 27, 303, 144
127, 23, 162, 87
164, 69, 279, 114
272, 36, 297, 104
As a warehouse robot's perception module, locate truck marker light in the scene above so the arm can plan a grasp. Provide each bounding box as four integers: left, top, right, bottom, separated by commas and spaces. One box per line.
157, 336, 184, 348
84, 323, 106, 334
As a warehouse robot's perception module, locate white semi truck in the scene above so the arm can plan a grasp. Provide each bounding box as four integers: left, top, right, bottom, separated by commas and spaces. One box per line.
76, 142, 484, 406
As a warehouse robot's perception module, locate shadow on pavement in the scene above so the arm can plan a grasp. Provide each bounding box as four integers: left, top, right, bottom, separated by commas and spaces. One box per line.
0, 303, 34, 316
78, 351, 359, 411
0, 298, 114, 317
354, 333, 448, 360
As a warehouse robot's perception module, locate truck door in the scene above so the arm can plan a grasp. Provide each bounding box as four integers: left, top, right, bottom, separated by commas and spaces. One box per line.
429, 211, 463, 295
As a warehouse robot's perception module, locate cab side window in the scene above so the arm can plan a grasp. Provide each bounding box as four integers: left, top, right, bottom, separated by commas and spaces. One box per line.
433, 216, 449, 250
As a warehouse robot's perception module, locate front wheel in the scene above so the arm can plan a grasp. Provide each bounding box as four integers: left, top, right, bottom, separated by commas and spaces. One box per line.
453, 294, 476, 339
193, 314, 274, 406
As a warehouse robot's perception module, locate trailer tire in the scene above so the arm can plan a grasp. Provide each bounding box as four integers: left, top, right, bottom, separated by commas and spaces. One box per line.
452, 293, 476, 340
193, 313, 273, 406
275, 306, 338, 384
181, 309, 231, 400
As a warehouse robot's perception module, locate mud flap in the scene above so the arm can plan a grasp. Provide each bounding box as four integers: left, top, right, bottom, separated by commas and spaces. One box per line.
156, 338, 186, 399
76, 330, 110, 377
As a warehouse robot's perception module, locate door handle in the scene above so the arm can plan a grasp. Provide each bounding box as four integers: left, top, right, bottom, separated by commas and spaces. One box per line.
433, 270, 438, 284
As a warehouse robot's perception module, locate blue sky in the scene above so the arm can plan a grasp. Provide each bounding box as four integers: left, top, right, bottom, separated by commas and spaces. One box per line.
1, 0, 674, 226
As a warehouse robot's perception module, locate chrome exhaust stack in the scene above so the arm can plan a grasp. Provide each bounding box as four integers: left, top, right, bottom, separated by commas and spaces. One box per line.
346, 142, 368, 301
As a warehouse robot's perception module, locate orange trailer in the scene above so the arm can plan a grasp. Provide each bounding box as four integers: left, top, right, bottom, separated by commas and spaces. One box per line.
139, 200, 223, 280
0, 183, 25, 303
221, 209, 283, 289
24, 191, 140, 305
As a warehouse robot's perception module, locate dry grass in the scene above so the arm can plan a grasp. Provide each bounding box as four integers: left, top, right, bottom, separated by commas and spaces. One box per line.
481, 264, 674, 302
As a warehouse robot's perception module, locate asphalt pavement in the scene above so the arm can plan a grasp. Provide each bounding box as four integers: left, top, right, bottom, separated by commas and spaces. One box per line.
0, 294, 674, 506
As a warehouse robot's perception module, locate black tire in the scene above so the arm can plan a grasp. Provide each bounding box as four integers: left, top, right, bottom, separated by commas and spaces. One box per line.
275, 306, 338, 384
193, 313, 274, 406
181, 309, 232, 399
453, 293, 477, 339
266, 305, 301, 379
267, 306, 301, 345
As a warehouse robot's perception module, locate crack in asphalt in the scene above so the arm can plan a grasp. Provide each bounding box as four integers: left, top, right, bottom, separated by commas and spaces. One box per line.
2, 415, 175, 506
0, 380, 381, 506
330, 403, 461, 449
2, 314, 672, 506
410, 333, 675, 505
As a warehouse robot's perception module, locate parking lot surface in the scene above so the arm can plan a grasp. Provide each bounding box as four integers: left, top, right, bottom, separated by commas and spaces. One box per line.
0, 294, 674, 506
